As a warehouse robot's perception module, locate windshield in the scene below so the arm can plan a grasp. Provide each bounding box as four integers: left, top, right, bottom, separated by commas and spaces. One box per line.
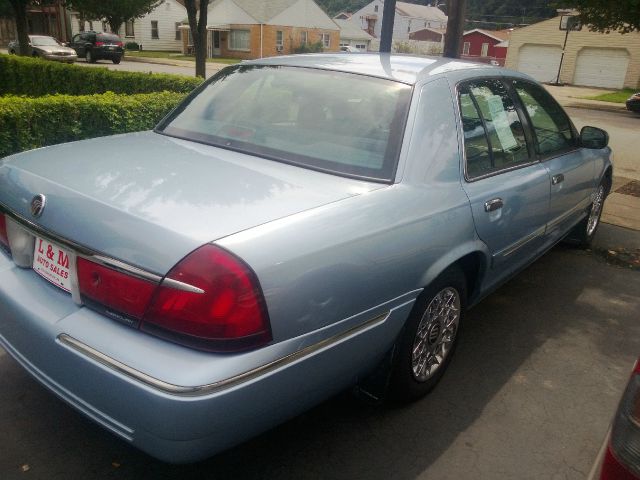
31, 37, 60, 46
159, 65, 412, 182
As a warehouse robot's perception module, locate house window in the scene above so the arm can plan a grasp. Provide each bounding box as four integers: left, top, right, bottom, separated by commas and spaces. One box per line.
175, 22, 181, 40
78, 19, 84, 32
462, 42, 470, 55
320, 33, 330, 48
151, 21, 159, 39
374, 5, 378, 12
125, 20, 134, 37
300, 30, 308, 44
88, 21, 93, 31
276, 30, 283, 47
481, 42, 489, 57
356, 43, 366, 50
229, 29, 250, 51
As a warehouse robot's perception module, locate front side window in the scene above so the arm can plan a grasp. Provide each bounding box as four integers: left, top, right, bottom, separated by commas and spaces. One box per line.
151, 20, 159, 39
160, 66, 412, 182
229, 29, 250, 50
459, 79, 531, 179
513, 80, 575, 156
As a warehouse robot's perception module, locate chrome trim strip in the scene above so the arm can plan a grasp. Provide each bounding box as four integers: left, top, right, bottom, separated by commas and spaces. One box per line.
496, 225, 546, 259
547, 196, 591, 231
89, 255, 162, 283
161, 277, 205, 294
58, 311, 390, 397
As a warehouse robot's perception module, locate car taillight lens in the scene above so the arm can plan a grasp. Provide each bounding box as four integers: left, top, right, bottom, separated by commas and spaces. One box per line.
95, 41, 104, 47
77, 257, 157, 322
116, 42, 123, 47
0, 213, 9, 249
601, 361, 640, 480
141, 245, 271, 352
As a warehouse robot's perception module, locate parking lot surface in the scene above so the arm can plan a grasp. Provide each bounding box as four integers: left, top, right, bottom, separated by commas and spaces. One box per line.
1, 224, 638, 480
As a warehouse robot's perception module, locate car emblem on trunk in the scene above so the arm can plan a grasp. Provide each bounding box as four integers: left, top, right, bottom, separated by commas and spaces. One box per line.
30, 194, 46, 218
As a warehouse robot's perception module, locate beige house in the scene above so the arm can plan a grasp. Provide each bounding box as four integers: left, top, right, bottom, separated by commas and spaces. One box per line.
505, 13, 640, 89
180, 0, 340, 60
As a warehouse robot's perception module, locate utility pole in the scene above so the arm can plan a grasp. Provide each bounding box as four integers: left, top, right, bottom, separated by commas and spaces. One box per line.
443, 0, 467, 58
379, 0, 397, 53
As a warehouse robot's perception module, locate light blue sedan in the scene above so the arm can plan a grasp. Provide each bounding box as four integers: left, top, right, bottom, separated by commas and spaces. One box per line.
0, 54, 612, 463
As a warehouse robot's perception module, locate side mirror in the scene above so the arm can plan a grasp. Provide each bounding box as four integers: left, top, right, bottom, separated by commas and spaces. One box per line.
580, 126, 609, 149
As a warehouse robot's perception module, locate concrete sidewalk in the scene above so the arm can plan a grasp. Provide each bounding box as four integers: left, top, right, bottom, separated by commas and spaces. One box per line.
545, 84, 631, 114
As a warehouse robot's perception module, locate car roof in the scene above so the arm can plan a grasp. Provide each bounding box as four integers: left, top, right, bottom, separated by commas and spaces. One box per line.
245, 53, 518, 85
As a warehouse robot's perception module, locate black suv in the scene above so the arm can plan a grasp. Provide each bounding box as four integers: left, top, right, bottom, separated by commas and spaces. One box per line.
70, 31, 124, 64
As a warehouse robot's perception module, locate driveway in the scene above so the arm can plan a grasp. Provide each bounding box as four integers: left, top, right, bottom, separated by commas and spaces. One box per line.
1, 224, 639, 480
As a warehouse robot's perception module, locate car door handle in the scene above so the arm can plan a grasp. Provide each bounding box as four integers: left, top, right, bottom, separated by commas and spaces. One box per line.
484, 198, 503, 212
552, 174, 565, 185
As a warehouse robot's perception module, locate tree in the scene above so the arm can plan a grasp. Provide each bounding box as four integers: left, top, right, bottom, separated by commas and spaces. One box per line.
1, 0, 33, 55
66, 0, 163, 35
184, 0, 210, 78
443, 0, 467, 58
562, 0, 640, 33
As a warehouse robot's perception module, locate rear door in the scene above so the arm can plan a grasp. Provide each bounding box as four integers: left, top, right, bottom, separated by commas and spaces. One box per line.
510, 79, 595, 244
458, 78, 550, 281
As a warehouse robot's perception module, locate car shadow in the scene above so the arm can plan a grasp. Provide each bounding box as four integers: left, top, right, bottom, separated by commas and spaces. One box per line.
1, 245, 639, 480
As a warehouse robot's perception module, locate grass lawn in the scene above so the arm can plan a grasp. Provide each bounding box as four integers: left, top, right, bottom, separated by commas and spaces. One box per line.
126, 50, 240, 64
584, 89, 636, 103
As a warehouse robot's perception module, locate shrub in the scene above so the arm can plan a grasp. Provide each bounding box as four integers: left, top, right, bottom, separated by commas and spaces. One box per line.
125, 41, 140, 51
0, 91, 186, 158
0, 54, 202, 96
294, 41, 324, 54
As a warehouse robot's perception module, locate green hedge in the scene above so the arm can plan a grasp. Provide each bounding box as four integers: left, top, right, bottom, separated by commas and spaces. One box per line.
0, 54, 203, 96
0, 91, 185, 158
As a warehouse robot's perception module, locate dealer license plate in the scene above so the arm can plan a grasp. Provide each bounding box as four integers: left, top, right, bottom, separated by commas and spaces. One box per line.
33, 237, 72, 292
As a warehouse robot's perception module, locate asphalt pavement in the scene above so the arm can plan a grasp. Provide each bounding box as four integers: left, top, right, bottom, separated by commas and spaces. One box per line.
1, 223, 639, 480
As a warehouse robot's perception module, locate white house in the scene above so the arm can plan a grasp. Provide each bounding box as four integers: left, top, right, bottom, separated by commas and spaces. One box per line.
69, 0, 187, 51
350, 0, 447, 40
334, 18, 374, 51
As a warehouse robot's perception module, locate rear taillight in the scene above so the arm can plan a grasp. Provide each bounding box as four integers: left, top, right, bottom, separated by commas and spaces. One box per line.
141, 245, 271, 352
601, 360, 640, 479
0, 213, 9, 249
116, 41, 123, 47
95, 41, 104, 47
77, 257, 157, 323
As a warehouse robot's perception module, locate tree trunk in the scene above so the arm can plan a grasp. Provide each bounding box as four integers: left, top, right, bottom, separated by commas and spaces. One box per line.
108, 18, 124, 36
10, 0, 31, 56
443, 0, 467, 59
186, 0, 209, 78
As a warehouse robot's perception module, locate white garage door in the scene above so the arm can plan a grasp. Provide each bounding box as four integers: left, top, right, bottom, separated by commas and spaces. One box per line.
574, 48, 630, 89
517, 44, 563, 83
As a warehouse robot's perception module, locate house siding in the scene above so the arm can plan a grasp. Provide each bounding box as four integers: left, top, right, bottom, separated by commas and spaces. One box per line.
505, 16, 640, 88
70, 0, 186, 51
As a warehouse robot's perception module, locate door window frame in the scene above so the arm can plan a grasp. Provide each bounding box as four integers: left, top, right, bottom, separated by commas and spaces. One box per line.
507, 78, 580, 162
456, 77, 539, 183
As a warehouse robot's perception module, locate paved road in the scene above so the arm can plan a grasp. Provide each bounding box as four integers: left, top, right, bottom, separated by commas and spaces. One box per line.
1, 224, 639, 480
567, 107, 640, 182
75, 57, 222, 78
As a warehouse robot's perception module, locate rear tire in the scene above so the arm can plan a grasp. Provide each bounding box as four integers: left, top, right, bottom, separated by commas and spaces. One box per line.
112, 56, 121, 64
389, 266, 466, 402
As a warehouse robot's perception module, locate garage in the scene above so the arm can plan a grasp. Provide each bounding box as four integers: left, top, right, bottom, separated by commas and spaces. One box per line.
516, 44, 562, 83
574, 47, 630, 89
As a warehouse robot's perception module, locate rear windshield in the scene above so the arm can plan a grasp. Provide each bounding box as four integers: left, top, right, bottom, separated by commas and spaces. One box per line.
159, 65, 412, 182
97, 34, 121, 42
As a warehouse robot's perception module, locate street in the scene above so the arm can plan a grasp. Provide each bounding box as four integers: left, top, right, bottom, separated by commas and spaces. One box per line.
1, 224, 639, 479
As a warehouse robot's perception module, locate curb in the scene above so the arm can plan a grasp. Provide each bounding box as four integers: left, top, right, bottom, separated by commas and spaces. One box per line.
123, 55, 190, 68
564, 101, 633, 115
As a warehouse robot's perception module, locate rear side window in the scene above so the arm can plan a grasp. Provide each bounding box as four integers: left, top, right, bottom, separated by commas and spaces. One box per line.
513, 81, 575, 156
459, 79, 531, 179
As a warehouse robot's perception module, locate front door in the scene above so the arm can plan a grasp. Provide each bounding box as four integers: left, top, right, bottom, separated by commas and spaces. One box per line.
511, 80, 596, 244
458, 79, 550, 284
213, 30, 221, 56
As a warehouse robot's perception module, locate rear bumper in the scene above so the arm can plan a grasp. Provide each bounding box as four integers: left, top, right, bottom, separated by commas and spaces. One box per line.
0, 250, 415, 462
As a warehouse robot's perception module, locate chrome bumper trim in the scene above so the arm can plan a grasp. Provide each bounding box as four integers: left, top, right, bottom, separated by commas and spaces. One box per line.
57, 311, 390, 397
